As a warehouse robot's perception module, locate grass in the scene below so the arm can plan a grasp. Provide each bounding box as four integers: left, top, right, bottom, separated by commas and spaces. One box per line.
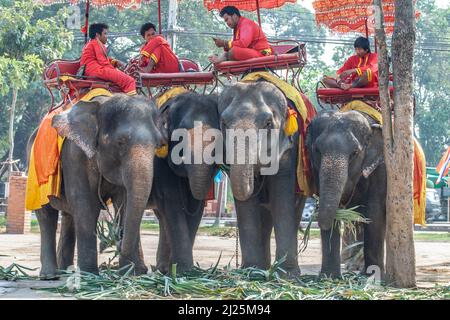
141, 222, 322, 239
2, 261, 448, 300
414, 232, 450, 242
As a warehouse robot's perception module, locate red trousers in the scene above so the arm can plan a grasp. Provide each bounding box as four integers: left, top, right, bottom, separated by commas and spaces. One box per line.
86, 66, 136, 94
231, 47, 265, 61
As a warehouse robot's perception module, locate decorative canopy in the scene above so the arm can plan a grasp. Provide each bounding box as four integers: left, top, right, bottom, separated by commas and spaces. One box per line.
203, 0, 296, 12
312, 0, 420, 35
35, 0, 154, 10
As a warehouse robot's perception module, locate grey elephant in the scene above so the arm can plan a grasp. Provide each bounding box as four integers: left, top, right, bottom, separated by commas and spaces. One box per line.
218, 81, 306, 276
27, 94, 165, 278
149, 92, 220, 274
305, 110, 386, 278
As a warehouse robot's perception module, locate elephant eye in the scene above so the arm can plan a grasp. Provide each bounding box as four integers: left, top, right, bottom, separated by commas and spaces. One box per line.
264, 119, 273, 129
117, 136, 128, 146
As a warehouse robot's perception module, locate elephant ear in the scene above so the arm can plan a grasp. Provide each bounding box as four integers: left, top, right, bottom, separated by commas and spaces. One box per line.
362, 124, 384, 178
156, 100, 171, 143
52, 101, 101, 159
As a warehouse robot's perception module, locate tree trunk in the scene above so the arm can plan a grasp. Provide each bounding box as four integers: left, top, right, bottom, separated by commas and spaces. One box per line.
375, 0, 417, 288
7, 88, 18, 176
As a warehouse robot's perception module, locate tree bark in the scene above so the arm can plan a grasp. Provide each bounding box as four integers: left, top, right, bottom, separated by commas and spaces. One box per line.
7, 88, 18, 176
374, 0, 417, 288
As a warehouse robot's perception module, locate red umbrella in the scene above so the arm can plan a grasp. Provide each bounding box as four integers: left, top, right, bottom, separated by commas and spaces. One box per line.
203, 0, 296, 26
312, 0, 420, 36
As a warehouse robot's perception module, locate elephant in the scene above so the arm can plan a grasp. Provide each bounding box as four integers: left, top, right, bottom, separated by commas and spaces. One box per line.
218, 81, 306, 276
27, 94, 165, 278
305, 110, 386, 279
149, 92, 220, 274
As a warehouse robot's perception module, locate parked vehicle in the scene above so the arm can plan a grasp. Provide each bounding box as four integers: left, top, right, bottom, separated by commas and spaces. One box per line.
426, 188, 446, 222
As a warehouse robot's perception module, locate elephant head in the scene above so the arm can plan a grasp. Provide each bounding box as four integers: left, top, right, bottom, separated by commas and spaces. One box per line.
218, 82, 293, 201
52, 94, 165, 269
158, 92, 220, 200
306, 110, 384, 231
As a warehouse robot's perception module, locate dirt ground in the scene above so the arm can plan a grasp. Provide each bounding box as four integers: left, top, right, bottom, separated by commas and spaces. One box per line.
0, 230, 449, 299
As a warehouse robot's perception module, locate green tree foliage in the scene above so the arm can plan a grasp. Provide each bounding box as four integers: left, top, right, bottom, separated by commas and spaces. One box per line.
414, 0, 450, 165
0, 0, 72, 167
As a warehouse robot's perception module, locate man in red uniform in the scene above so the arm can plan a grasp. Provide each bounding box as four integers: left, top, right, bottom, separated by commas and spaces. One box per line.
139, 23, 181, 73
208, 6, 272, 63
80, 23, 136, 95
323, 37, 378, 90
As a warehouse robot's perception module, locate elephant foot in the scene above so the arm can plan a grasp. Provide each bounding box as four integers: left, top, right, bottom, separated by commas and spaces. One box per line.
319, 269, 342, 280
39, 267, 60, 281
119, 257, 148, 276
173, 262, 193, 275
281, 266, 301, 279
155, 263, 169, 275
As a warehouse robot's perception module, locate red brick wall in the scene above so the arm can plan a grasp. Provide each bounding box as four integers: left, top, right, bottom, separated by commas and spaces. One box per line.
204, 200, 219, 216
6, 172, 31, 234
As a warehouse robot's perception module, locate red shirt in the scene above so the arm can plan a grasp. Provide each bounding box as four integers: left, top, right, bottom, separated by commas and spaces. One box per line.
80, 39, 117, 74
227, 17, 271, 54
140, 36, 180, 73
337, 53, 378, 87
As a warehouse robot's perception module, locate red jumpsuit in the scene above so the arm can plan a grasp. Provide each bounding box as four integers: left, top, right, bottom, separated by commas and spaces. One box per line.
80, 39, 136, 95
337, 53, 379, 88
140, 36, 180, 73
225, 17, 272, 61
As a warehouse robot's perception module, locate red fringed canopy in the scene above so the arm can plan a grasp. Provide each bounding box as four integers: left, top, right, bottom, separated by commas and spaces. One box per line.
312, 0, 420, 35
204, 0, 296, 12
35, 0, 154, 10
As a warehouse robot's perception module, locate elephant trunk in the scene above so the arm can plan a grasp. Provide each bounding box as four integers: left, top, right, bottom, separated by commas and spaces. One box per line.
318, 154, 348, 231
120, 145, 154, 269
230, 164, 254, 201
187, 164, 214, 200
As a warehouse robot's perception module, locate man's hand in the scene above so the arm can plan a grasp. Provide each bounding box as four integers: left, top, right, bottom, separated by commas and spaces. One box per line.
339, 83, 352, 90
339, 69, 356, 79
115, 60, 126, 70
213, 38, 227, 48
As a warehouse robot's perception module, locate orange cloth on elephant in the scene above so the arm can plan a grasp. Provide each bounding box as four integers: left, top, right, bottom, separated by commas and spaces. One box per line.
140, 35, 180, 73
337, 52, 378, 88
225, 17, 272, 61
80, 39, 136, 95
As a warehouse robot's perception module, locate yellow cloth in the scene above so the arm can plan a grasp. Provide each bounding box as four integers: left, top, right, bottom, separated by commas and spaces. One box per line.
340, 100, 383, 125
340, 100, 427, 226
25, 88, 112, 211
413, 139, 427, 226
155, 86, 189, 109
241, 71, 308, 124
241, 71, 314, 196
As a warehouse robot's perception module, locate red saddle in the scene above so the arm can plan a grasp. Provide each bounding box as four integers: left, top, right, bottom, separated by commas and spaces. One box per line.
139, 58, 215, 88
316, 87, 395, 106
43, 59, 123, 93
214, 41, 307, 76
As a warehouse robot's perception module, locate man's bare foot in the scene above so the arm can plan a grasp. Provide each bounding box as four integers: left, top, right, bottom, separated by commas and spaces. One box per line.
208, 54, 225, 64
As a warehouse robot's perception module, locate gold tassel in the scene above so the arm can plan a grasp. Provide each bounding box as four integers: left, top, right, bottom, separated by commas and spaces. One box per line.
284, 109, 298, 136
156, 145, 169, 158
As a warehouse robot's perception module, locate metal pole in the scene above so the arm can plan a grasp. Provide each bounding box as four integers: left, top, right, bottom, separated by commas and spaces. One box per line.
365, 18, 369, 39
256, 0, 262, 26
84, 0, 90, 44
158, 0, 162, 35
168, 0, 178, 50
